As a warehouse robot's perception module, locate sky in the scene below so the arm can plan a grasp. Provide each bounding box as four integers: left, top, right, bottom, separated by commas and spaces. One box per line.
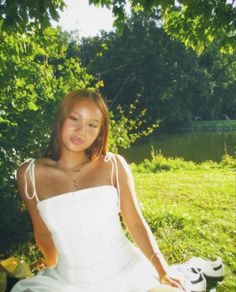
52, 0, 115, 37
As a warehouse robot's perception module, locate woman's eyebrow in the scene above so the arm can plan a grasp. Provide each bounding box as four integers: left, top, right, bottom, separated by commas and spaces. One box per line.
70, 111, 79, 115
71, 111, 101, 122
90, 118, 101, 123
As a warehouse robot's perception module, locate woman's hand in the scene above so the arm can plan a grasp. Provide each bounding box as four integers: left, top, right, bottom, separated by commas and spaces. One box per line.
160, 274, 186, 291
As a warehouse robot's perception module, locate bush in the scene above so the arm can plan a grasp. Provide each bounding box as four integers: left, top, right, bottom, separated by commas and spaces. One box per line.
131, 148, 196, 173
219, 153, 236, 169
131, 148, 236, 173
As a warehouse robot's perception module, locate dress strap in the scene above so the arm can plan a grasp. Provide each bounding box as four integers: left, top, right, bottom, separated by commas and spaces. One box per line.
104, 152, 120, 211
24, 159, 40, 202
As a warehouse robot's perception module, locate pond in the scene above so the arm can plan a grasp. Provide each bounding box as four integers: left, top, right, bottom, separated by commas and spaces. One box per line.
120, 130, 236, 163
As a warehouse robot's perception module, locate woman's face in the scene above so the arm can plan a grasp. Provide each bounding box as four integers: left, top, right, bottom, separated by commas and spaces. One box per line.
60, 98, 103, 155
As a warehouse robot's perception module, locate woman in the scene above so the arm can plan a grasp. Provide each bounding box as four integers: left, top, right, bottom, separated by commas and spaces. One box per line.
12, 89, 185, 292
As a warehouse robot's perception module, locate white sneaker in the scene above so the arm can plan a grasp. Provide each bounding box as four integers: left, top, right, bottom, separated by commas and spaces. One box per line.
168, 264, 207, 292
186, 257, 224, 282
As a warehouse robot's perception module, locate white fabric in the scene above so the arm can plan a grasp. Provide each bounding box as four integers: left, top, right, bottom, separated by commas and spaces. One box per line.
11, 154, 181, 292
24, 158, 39, 202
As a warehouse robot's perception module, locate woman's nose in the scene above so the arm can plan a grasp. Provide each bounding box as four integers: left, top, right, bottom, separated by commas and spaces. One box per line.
75, 121, 85, 133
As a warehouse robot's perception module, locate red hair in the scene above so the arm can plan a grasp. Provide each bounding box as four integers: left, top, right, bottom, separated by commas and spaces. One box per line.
46, 89, 109, 161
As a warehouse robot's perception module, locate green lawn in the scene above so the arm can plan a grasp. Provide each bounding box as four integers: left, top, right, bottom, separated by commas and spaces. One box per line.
8, 155, 235, 291
133, 168, 235, 291
191, 120, 236, 130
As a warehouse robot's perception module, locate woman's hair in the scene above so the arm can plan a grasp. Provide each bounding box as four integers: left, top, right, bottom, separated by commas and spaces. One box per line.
46, 89, 109, 161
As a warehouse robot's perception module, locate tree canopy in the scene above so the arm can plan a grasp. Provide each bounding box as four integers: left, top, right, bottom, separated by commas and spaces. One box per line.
0, 0, 65, 30
0, 0, 235, 53
89, 0, 236, 54
80, 13, 236, 126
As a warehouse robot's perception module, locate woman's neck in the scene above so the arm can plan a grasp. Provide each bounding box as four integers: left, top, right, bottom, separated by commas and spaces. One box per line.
57, 151, 90, 170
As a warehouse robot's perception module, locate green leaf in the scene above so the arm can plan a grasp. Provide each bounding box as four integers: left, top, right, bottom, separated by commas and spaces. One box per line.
28, 101, 38, 111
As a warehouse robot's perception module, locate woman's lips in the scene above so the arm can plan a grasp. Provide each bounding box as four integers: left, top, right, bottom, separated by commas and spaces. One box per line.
71, 137, 84, 145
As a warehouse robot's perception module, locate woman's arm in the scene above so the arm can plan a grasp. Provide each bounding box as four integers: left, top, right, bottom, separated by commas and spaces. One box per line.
115, 154, 184, 289
17, 162, 58, 267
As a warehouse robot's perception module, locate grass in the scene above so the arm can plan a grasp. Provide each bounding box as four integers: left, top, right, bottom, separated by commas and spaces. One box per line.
6, 152, 235, 291
191, 120, 236, 131
132, 166, 235, 291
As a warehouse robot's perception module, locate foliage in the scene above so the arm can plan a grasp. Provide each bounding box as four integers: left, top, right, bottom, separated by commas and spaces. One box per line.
162, 1, 236, 55
130, 148, 236, 173
219, 153, 236, 169
108, 94, 159, 152
194, 47, 236, 119
89, 0, 236, 54
0, 0, 65, 30
191, 120, 236, 131
131, 151, 196, 173
80, 14, 236, 127
1, 0, 235, 54
0, 24, 99, 254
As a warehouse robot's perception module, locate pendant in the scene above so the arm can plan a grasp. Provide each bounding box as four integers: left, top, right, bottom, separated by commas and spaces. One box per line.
73, 183, 79, 190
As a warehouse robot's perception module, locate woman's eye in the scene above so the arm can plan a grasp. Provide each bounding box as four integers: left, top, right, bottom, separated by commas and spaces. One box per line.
70, 116, 78, 121
89, 123, 97, 128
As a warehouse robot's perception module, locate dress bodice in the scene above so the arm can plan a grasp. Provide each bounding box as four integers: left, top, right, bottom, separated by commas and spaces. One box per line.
12, 154, 160, 291
37, 184, 133, 284
37, 185, 121, 260
22, 155, 145, 285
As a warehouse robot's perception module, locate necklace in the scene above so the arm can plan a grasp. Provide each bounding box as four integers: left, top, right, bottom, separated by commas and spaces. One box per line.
56, 160, 89, 190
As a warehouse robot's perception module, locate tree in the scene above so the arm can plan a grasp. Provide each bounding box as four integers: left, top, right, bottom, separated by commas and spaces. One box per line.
1, 0, 235, 53
0, 23, 99, 253
80, 15, 202, 126
80, 12, 236, 126
0, 0, 65, 30
193, 46, 236, 119
89, 0, 236, 54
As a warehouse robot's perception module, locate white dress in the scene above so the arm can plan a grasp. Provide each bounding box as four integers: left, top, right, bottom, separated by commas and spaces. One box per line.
11, 153, 177, 292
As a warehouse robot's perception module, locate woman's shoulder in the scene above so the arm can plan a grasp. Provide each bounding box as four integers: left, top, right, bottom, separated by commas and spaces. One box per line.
103, 152, 130, 173
17, 158, 34, 181
35, 157, 56, 169
17, 157, 56, 199
17, 157, 55, 179
113, 152, 128, 164
103, 151, 126, 161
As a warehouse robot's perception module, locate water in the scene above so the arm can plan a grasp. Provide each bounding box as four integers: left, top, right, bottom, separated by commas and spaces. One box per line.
120, 131, 236, 163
